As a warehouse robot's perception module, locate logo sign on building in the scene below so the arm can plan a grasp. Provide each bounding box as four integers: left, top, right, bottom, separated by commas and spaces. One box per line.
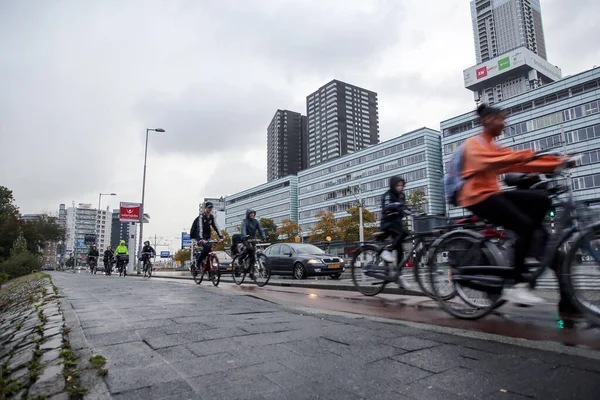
119, 202, 141, 222
476, 66, 488, 80
181, 232, 193, 249
77, 241, 86, 248
160, 251, 170, 258
498, 56, 510, 71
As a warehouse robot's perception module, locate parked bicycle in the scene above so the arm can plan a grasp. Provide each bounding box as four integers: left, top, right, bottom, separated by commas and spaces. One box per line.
231, 237, 270, 287
191, 240, 220, 287
426, 152, 600, 325
141, 252, 154, 278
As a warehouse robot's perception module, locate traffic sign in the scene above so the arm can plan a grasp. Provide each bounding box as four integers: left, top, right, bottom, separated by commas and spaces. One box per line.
181, 232, 193, 249
77, 241, 85, 248
66, 249, 73, 253
160, 251, 170, 258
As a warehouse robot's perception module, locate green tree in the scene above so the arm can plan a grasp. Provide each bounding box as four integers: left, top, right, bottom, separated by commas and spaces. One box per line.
10, 231, 28, 257
0, 186, 21, 261
336, 207, 377, 242
406, 189, 427, 213
173, 248, 192, 264
21, 214, 65, 255
309, 211, 340, 243
277, 219, 300, 243
260, 218, 279, 243
210, 229, 231, 251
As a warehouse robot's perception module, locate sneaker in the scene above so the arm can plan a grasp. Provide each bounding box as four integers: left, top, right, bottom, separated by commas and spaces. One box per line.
502, 283, 545, 306
399, 274, 412, 290
380, 250, 394, 263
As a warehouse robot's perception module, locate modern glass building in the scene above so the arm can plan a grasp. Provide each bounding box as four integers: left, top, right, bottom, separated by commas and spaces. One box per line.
224, 176, 299, 236
297, 127, 444, 235
442, 67, 600, 218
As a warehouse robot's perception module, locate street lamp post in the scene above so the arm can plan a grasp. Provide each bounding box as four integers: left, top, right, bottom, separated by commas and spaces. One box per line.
137, 128, 166, 273
96, 193, 116, 249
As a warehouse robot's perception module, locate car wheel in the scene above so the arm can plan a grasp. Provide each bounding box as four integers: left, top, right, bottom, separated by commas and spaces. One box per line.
293, 263, 306, 280
329, 272, 342, 280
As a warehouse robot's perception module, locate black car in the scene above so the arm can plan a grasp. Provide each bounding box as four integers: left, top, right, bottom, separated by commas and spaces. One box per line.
213, 251, 233, 274
262, 243, 345, 280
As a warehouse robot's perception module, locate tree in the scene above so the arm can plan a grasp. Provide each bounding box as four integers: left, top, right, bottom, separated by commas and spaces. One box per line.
406, 189, 427, 213
309, 211, 340, 243
10, 231, 28, 257
0, 186, 21, 261
277, 219, 300, 243
21, 214, 65, 255
260, 218, 279, 243
173, 248, 191, 264
336, 206, 378, 242
210, 229, 231, 251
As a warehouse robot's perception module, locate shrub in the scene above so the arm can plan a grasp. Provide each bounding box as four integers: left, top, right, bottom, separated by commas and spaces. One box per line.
0, 252, 42, 279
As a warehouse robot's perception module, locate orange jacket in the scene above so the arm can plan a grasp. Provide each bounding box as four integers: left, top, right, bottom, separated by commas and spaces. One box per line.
458, 133, 564, 207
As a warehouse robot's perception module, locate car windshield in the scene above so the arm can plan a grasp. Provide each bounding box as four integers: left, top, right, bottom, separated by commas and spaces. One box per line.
292, 244, 325, 254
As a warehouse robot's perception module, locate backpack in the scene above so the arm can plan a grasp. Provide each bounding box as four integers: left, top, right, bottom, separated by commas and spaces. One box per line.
190, 216, 199, 240
444, 136, 484, 206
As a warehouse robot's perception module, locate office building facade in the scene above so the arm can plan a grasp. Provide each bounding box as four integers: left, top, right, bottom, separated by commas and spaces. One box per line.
467, 0, 559, 104
297, 128, 444, 235
224, 176, 299, 236
306, 80, 379, 167
267, 110, 308, 181
471, 0, 547, 64
442, 67, 600, 218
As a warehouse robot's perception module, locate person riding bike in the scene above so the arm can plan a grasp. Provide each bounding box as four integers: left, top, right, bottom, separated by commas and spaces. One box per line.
190, 202, 223, 272
141, 241, 156, 263
238, 209, 267, 278
103, 246, 114, 273
114, 240, 129, 275
87, 245, 99, 271
458, 103, 573, 306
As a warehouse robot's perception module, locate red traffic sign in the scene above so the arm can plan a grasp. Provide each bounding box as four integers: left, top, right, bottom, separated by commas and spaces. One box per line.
119, 202, 141, 222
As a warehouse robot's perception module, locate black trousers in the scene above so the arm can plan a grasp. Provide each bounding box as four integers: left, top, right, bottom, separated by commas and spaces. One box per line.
196, 243, 212, 266
381, 220, 408, 261
467, 190, 551, 283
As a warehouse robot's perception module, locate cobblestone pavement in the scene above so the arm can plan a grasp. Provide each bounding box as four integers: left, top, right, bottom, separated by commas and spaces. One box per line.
0, 274, 68, 399
51, 272, 600, 400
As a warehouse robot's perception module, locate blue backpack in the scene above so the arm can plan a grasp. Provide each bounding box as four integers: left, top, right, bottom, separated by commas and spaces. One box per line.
444, 136, 483, 206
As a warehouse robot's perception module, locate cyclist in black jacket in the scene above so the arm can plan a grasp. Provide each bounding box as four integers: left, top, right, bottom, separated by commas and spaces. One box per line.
190, 202, 223, 271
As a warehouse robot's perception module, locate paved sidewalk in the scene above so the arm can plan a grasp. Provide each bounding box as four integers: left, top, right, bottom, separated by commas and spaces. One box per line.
51, 272, 600, 400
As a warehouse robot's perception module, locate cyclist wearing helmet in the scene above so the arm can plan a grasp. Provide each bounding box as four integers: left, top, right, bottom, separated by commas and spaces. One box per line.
141, 241, 156, 261
190, 202, 223, 271
459, 104, 572, 306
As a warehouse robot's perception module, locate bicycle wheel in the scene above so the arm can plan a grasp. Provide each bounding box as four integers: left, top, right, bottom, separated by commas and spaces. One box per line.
563, 224, 600, 326
350, 244, 388, 296
148, 262, 152, 278
427, 230, 506, 320
232, 255, 246, 285
253, 254, 270, 287
193, 262, 205, 284
210, 255, 220, 287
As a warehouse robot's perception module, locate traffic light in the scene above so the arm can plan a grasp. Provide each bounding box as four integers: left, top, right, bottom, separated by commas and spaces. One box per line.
548, 207, 556, 220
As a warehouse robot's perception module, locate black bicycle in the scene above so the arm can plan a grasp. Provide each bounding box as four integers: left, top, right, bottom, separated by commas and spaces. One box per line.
231, 237, 270, 287
141, 252, 154, 278
88, 256, 98, 275
104, 256, 114, 276
427, 153, 600, 324
191, 240, 220, 287
116, 254, 128, 277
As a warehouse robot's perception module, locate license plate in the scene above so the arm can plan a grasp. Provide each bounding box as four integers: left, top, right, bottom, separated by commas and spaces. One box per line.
329, 264, 340, 269
227, 267, 232, 271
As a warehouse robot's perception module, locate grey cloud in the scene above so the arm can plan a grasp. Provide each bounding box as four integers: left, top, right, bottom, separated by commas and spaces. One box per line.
134, 83, 296, 156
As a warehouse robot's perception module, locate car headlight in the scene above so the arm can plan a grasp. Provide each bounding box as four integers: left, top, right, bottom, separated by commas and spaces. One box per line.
307, 259, 321, 264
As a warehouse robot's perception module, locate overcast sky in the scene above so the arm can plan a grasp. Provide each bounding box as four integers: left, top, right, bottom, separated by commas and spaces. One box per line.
1, 0, 598, 246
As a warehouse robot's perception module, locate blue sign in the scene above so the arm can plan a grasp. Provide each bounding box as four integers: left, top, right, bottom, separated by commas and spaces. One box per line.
77, 241, 86, 248
181, 232, 193, 249
160, 251, 170, 258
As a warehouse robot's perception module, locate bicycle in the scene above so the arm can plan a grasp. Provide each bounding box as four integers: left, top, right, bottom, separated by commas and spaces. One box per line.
231, 237, 270, 287
191, 240, 220, 287
104, 257, 114, 276
141, 252, 154, 278
88, 257, 98, 275
350, 217, 451, 296
426, 152, 600, 323
116, 254, 128, 277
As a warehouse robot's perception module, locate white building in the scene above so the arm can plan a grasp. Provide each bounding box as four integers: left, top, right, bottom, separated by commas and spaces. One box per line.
203, 197, 226, 231
65, 203, 111, 260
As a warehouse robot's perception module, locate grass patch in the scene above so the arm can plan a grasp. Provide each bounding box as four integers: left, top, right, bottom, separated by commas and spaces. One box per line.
16, 322, 24, 330
60, 346, 88, 397
37, 310, 47, 324
88, 355, 106, 369
34, 325, 44, 335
